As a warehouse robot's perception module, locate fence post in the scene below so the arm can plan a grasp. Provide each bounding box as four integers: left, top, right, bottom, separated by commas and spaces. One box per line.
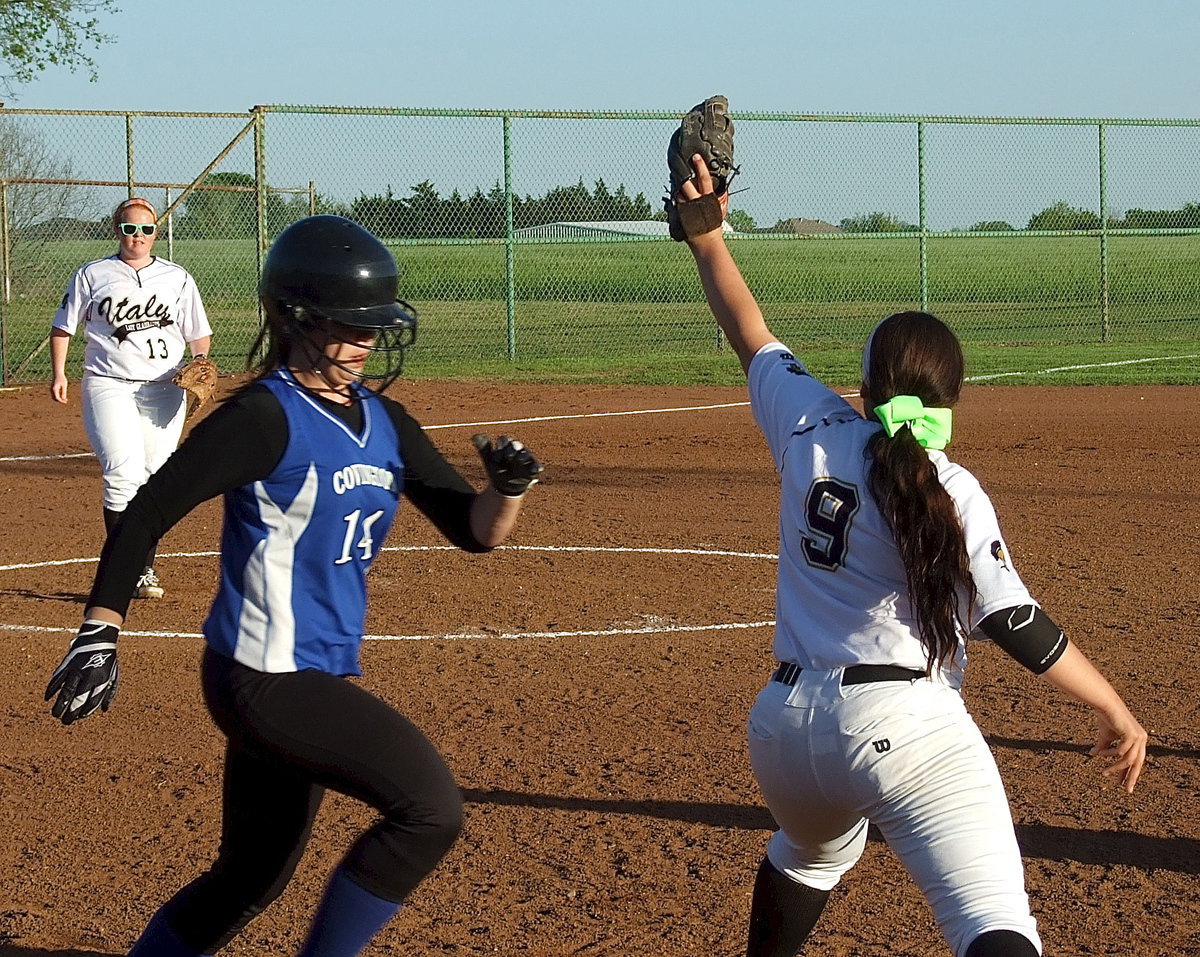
165, 186, 174, 261
125, 113, 135, 198
503, 114, 516, 360
0, 180, 9, 305
253, 107, 267, 300
309, 181, 316, 216
917, 120, 928, 312
0, 180, 8, 383
1098, 122, 1111, 342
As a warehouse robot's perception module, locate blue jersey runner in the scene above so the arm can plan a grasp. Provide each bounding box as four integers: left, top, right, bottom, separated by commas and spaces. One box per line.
204, 369, 403, 675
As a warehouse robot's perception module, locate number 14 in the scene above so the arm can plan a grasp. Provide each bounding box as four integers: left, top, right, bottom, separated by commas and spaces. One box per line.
336, 509, 385, 564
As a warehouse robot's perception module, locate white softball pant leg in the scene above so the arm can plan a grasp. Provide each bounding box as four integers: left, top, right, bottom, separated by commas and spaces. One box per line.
81, 374, 186, 511
747, 675, 1042, 957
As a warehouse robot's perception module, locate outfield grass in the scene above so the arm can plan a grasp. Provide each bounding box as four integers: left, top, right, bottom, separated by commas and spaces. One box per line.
3, 234, 1198, 385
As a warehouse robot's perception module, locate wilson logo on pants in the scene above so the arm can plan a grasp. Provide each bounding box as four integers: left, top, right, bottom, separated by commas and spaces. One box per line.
872, 739, 891, 754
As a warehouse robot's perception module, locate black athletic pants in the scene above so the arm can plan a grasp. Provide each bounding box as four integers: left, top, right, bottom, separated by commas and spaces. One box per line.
163, 647, 464, 953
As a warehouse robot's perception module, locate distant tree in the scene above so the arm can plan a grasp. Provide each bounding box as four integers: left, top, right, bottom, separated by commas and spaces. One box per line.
177, 171, 291, 239
352, 177, 654, 238
266, 191, 349, 235
726, 208, 756, 233
1119, 204, 1200, 229
609, 183, 653, 221
466, 183, 505, 237
351, 185, 398, 238
0, 0, 119, 97
0, 116, 99, 290
405, 180, 444, 238
968, 220, 1015, 232
838, 211, 916, 233
1026, 202, 1101, 231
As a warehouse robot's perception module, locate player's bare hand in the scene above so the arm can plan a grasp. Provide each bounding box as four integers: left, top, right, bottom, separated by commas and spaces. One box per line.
50, 375, 69, 404
1089, 707, 1148, 793
679, 154, 730, 218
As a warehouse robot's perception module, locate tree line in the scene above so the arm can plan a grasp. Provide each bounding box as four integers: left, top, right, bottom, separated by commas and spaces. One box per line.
347, 178, 655, 239
93, 174, 657, 241
829, 201, 1200, 234
15, 166, 1200, 240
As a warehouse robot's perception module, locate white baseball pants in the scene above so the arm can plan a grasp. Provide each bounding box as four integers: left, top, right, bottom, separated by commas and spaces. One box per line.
81, 373, 186, 511
747, 670, 1042, 956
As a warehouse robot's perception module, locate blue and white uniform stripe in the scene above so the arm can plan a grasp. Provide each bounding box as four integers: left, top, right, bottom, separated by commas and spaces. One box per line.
203, 369, 403, 675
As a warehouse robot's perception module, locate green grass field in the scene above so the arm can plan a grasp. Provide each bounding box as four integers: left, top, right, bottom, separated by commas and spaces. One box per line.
3, 234, 1198, 385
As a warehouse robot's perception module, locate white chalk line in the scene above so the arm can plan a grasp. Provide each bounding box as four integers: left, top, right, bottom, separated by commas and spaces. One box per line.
0, 543, 779, 573
966, 354, 1200, 382
0, 402, 753, 463
2, 351, 1188, 633
0, 544, 778, 642
3, 352, 1192, 463
0, 620, 777, 641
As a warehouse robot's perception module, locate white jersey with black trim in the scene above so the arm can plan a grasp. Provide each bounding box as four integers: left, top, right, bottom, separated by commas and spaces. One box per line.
748, 342, 1034, 681
52, 254, 211, 382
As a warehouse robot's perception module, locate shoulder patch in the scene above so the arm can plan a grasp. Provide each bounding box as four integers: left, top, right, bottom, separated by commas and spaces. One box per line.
777, 352, 808, 376
990, 539, 1010, 570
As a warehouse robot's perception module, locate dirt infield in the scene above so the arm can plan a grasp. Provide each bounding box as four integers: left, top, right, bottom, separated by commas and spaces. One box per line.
1, 378, 1197, 957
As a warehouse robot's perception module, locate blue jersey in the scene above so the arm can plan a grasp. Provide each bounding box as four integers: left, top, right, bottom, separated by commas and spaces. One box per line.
203, 369, 403, 675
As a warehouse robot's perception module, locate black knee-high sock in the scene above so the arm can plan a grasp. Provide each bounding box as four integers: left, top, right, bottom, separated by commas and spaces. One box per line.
745, 855, 830, 957
964, 929, 1039, 957
145, 540, 158, 571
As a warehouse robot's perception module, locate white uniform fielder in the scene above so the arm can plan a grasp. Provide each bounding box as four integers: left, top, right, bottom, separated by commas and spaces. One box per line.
745, 342, 1042, 956
53, 254, 212, 510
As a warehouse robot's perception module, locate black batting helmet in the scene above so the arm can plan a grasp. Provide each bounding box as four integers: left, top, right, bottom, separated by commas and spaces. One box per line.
258, 215, 417, 389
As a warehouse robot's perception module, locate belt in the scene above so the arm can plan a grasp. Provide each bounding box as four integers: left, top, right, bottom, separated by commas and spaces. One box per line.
772, 662, 926, 687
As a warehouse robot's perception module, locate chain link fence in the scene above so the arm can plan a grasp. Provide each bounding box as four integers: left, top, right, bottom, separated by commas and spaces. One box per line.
2, 105, 1198, 384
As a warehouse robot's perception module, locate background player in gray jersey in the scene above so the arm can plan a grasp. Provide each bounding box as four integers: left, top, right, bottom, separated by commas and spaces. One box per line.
674, 155, 1147, 956
49, 196, 212, 599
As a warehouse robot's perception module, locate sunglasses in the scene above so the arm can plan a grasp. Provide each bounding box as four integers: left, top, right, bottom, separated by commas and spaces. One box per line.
119, 222, 157, 236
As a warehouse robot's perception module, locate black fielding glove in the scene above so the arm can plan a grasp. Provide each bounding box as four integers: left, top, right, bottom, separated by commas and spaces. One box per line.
472, 434, 544, 497
45, 620, 120, 725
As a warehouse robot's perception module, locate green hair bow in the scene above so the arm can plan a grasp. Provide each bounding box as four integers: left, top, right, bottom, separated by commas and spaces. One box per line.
873, 395, 953, 450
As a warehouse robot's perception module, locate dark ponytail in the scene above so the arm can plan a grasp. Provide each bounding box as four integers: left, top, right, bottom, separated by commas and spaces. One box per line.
863, 312, 976, 672
245, 300, 313, 380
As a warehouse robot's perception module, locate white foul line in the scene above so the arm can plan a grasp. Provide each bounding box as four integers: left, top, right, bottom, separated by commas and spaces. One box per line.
2, 352, 1194, 462
421, 401, 751, 430
965, 354, 1200, 381
1, 451, 93, 462
0, 544, 778, 642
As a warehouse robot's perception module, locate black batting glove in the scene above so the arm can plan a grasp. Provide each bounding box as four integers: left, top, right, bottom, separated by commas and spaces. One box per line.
45, 620, 120, 726
472, 434, 543, 497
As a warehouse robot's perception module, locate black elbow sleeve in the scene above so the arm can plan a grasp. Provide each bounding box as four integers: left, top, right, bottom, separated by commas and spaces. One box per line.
978, 605, 1068, 675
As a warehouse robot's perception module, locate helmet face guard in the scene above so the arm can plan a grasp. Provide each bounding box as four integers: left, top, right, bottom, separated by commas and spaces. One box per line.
260, 216, 419, 392
284, 302, 417, 393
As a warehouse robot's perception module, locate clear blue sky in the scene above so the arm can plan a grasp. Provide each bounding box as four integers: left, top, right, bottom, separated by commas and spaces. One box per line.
8, 0, 1200, 118
6, 0, 1199, 232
